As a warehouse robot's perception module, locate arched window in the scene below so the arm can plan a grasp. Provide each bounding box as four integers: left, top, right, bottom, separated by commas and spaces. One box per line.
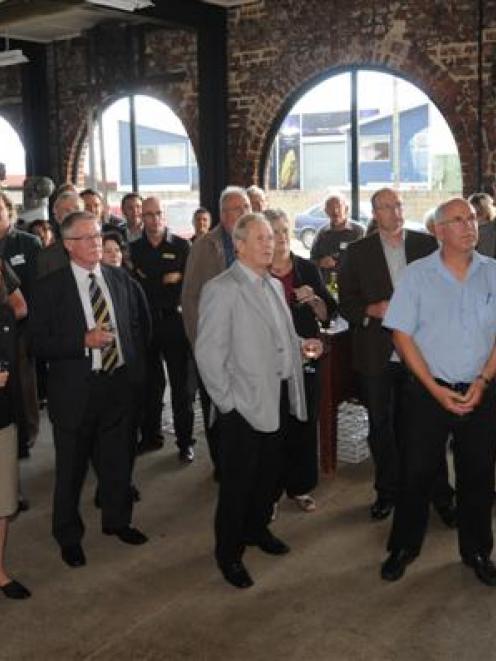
83, 94, 199, 238
266, 69, 462, 251
0, 115, 26, 206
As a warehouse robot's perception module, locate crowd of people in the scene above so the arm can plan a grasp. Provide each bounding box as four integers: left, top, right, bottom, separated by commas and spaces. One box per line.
1, 180, 496, 598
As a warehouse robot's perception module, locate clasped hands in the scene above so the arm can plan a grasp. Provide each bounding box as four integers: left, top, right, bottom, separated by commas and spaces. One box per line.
432, 379, 485, 416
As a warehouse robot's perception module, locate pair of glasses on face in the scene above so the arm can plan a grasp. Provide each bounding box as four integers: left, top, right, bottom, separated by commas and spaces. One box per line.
437, 216, 477, 227
67, 233, 102, 242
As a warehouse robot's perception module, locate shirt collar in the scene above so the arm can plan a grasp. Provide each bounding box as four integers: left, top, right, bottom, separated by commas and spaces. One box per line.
237, 260, 266, 285
71, 260, 102, 284
432, 248, 485, 280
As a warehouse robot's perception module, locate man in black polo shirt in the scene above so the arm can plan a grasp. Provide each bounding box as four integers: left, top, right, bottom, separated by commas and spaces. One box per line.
130, 196, 194, 461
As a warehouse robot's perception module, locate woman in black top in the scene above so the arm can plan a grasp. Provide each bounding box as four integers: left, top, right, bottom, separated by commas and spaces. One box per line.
266, 209, 337, 513
0, 257, 30, 599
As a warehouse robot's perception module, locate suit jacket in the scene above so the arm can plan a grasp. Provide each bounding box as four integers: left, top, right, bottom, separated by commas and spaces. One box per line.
29, 263, 149, 430
181, 223, 226, 346
477, 222, 496, 258
2, 228, 41, 303
338, 230, 437, 376
195, 261, 307, 433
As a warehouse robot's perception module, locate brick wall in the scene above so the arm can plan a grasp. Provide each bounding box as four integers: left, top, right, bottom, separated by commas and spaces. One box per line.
227, 0, 496, 196
1, 2, 496, 197
0, 23, 198, 186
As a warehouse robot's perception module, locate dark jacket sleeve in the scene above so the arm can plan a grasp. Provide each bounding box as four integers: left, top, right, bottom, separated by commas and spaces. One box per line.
29, 273, 87, 361
293, 254, 338, 322
337, 243, 369, 326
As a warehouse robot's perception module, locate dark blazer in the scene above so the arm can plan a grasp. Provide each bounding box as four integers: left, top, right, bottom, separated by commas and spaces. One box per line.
477, 222, 496, 258
338, 230, 437, 376
2, 228, 41, 302
29, 263, 150, 429
290, 253, 338, 337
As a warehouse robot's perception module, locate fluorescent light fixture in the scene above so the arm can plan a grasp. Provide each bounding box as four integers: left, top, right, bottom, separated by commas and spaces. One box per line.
0, 49, 28, 67
86, 0, 154, 10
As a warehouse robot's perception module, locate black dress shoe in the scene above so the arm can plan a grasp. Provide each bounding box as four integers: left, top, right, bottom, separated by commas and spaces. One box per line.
434, 502, 457, 529
381, 549, 417, 581
219, 561, 254, 589
103, 526, 148, 545
1, 580, 31, 599
370, 499, 394, 521
248, 532, 290, 555
178, 446, 195, 463
61, 544, 86, 568
136, 437, 163, 455
463, 553, 496, 586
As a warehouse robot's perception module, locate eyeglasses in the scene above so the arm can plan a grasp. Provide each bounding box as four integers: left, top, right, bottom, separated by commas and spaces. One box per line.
375, 203, 403, 212
143, 210, 163, 218
437, 216, 477, 227
67, 233, 102, 242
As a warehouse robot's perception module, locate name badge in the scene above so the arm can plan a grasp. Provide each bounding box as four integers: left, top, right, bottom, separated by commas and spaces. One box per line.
161, 253, 176, 260
339, 242, 348, 251
10, 254, 25, 266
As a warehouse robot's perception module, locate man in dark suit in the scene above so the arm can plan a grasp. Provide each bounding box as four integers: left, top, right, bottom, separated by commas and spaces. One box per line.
30, 211, 148, 568
0, 192, 41, 460
131, 196, 195, 461
338, 188, 455, 523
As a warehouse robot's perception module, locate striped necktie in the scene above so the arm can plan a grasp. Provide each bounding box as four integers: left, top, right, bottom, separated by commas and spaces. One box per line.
88, 273, 119, 373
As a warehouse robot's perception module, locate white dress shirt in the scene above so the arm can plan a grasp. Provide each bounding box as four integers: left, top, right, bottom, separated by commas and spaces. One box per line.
71, 261, 124, 370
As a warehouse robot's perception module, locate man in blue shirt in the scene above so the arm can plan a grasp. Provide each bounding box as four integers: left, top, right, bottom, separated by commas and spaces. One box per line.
381, 197, 496, 586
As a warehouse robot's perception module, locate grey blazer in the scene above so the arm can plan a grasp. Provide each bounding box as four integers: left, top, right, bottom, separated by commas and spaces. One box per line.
195, 261, 307, 433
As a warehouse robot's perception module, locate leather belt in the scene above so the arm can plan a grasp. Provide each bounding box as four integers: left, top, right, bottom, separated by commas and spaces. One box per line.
434, 378, 471, 395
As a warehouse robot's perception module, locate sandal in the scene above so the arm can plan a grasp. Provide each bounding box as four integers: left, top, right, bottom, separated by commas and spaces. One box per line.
293, 494, 316, 512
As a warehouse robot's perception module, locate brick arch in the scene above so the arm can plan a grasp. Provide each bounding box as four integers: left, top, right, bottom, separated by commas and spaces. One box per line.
65, 88, 199, 187
234, 52, 472, 195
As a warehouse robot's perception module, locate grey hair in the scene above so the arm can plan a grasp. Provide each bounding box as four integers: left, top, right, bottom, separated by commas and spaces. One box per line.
232, 212, 270, 242
433, 197, 468, 225
246, 185, 266, 198
263, 207, 289, 226
53, 191, 82, 220
60, 210, 98, 238
219, 186, 249, 215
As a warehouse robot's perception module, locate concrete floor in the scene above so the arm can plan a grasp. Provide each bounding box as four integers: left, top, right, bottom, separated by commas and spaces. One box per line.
2, 412, 496, 661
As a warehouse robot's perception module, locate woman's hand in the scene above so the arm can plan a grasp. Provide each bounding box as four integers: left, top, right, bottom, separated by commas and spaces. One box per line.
294, 285, 315, 304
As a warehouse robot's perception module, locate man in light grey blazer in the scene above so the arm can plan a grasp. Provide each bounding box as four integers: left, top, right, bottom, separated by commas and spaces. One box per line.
195, 213, 322, 589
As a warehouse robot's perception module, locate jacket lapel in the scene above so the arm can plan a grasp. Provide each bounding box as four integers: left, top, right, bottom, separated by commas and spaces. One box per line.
370, 233, 393, 296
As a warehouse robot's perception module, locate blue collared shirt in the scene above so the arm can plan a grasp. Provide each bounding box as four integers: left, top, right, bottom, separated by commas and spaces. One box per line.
383, 249, 496, 383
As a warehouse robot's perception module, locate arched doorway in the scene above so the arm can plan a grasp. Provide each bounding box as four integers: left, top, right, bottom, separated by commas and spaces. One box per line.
82, 94, 199, 238
0, 115, 26, 206
264, 69, 462, 251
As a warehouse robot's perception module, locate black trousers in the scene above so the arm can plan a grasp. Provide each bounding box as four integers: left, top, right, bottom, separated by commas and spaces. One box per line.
360, 362, 453, 507
279, 362, 319, 498
388, 378, 496, 560
197, 369, 219, 470
142, 311, 194, 449
215, 383, 289, 566
52, 367, 134, 547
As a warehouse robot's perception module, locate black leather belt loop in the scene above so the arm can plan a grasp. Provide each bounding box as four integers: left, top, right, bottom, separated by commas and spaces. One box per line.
434, 378, 471, 395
